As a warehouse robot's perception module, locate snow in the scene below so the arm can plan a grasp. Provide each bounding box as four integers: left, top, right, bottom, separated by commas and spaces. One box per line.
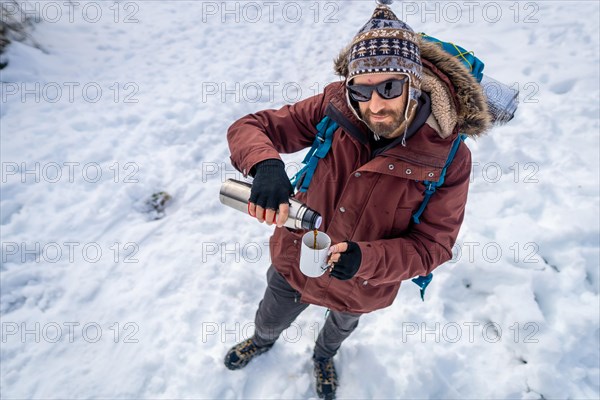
1, 1, 599, 399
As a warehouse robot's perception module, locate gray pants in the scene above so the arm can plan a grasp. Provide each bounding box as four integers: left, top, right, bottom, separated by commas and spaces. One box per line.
252, 265, 361, 359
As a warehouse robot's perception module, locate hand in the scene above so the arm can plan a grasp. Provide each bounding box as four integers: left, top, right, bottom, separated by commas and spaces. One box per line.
248, 159, 294, 228
327, 241, 362, 280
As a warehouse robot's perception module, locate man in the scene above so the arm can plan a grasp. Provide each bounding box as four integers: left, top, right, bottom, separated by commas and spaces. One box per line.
224, 4, 491, 399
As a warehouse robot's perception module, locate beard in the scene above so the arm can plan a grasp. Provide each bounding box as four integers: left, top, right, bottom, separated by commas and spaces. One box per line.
363, 109, 405, 138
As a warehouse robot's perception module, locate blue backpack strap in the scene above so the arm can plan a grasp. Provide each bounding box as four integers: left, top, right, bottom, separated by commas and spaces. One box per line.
290, 116, 338, 193
412, 273, 434, 302
410, 134, 466, 301
412, 134, 466, 225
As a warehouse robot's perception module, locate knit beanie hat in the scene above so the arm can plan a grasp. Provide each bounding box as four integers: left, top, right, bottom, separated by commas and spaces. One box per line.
348, 6, 421, 80
339, 3, 423, 142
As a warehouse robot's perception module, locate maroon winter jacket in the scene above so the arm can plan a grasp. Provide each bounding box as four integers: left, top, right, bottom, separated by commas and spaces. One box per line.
227, 39, 491, 313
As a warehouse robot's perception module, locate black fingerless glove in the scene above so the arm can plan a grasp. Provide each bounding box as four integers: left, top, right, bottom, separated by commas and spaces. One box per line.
249, 159, 293, 210
330, 241, 362, 281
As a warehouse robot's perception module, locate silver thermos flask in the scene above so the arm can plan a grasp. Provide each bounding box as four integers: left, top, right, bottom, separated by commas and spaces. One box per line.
219, 179, 323, 230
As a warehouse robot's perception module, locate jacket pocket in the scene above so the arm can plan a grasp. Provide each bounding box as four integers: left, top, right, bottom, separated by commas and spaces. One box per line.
343, 278, 400, 313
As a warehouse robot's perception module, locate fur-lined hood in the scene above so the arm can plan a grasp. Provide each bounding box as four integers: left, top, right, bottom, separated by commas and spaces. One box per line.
333, 36, 491, 137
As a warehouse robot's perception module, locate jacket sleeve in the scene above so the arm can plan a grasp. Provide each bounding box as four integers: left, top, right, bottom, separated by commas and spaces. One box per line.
227, 89, 329, 177
355, 143, 472, 286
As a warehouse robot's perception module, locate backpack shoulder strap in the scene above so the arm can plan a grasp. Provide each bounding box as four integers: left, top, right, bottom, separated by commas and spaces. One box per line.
290, 116, 338, 193
412, 134, 467, 225
410, 133, 467, 301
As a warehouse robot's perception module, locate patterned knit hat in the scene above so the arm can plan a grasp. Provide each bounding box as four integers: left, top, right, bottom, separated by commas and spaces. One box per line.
347, 4, 422, 99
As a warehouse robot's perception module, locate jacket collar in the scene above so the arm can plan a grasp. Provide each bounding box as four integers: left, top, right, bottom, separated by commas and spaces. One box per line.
324, 80, 458, 170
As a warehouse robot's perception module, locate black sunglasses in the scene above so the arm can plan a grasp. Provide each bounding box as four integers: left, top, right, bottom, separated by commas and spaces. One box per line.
347, 77, 408, 102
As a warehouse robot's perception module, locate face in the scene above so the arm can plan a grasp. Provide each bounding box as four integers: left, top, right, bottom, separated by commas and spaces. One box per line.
350, 73, 409, 139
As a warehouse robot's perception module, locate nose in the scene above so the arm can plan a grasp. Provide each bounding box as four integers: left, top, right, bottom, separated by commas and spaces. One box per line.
368, 91, 386, 114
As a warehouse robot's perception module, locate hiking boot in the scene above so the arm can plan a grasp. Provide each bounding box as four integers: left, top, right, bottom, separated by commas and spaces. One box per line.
313, 355, 338, 400
224, 337, 273, 370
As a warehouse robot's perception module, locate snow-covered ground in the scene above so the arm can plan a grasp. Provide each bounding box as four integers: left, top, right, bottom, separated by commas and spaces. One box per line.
1, 1, 598, 398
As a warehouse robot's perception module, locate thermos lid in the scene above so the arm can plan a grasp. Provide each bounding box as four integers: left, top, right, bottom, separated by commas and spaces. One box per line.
301, 208, 322, 230
314, 216, 323, 230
